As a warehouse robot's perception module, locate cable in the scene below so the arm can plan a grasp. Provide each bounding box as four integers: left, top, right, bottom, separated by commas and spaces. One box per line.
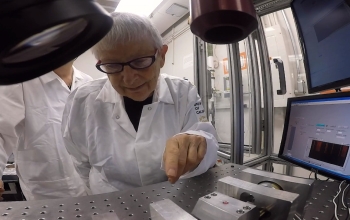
314, 170, 330, 181
294, 213, 302, 220
333, 180, 346, 220
309, 170, 313, 179
342, 184, 349, 209
344, 183, 350, 220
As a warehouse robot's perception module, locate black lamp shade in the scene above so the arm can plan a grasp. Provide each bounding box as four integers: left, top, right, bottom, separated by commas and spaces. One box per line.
0, 0, 113, 85
190, 0, 258, 44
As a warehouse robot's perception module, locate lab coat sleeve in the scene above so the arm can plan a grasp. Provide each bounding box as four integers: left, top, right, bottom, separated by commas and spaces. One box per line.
61, 90, 91, 189
0, 84, 25, 177
179, 84, 219, 179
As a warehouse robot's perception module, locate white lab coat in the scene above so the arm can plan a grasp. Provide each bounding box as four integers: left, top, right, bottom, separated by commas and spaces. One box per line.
0, 68, 92, 200
62, 74, 219, 195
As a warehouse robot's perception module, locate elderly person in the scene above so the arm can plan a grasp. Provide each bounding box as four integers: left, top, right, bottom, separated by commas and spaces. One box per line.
62, 12, 219, 195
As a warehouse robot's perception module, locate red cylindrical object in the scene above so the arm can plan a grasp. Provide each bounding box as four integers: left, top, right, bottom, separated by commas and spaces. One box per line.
190, 0, 258, 44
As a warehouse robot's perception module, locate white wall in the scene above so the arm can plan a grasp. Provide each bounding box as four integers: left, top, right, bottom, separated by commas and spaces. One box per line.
74, 50, 105, 79
161, 19, 195, 83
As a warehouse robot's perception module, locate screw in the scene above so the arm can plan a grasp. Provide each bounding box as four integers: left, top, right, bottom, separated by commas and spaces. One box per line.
236, 209, 244, 214
243, 206, 251, 210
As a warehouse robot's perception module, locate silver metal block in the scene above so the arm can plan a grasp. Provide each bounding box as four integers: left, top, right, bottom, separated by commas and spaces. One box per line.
218, 176, 300, 220
192, 192, 259, 220
237, 167, 314, 215
150, 199, 197, 220
91, 212, 120, 220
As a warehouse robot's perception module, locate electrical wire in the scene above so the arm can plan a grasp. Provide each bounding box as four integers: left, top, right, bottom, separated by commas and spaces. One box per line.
342, 184, 349, 209
309, 170, 313, 179
343, 183, 350, 220
315, 172, 330, 181
333, 180, 346, 220
294, 213, 302, 220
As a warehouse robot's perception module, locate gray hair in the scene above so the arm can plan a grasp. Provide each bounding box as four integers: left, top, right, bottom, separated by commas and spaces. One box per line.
91, 12, 163, 59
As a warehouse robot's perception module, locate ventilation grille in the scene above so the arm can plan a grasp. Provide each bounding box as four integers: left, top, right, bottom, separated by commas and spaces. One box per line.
253, 0, 293, 15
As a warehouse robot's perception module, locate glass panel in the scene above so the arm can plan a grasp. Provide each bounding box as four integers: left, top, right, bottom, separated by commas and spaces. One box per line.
206, 39, 267, 163
239, 41, 263, 162
205, 44, 232, 154
260, 8, 309, 175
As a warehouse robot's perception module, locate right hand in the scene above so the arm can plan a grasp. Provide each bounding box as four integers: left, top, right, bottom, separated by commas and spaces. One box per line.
0, 180, 4, 201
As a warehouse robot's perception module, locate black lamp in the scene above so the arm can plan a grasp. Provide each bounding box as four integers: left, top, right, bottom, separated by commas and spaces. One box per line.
0, 0, 113, 85
190, 0, 258, 44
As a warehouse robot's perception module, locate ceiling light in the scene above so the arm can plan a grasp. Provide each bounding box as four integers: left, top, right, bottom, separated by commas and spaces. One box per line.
115, 0, 163, 16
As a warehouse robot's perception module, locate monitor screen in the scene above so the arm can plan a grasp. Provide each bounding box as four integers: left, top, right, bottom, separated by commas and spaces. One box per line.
279, 93, 350, 180
292, 0, 350, 93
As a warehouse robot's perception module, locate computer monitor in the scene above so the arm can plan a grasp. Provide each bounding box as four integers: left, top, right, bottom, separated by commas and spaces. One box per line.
291, 0, 350, 93
279, 92, 350, 181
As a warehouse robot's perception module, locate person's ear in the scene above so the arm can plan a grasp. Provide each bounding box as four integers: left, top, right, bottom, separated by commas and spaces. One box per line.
159, 45, 168, 68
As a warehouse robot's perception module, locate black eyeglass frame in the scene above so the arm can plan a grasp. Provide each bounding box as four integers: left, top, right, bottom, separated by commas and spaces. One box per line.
96, 50, 158, 74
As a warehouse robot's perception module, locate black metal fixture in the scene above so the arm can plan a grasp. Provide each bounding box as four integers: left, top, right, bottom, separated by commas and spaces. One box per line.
0, 0, 113, 85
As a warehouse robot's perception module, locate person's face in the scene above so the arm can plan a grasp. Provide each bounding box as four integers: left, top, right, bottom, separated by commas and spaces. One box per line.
99, 40, 168, 101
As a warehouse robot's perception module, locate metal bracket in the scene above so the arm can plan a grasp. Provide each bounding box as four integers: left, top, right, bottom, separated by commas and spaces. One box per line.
261, 119, 265, 131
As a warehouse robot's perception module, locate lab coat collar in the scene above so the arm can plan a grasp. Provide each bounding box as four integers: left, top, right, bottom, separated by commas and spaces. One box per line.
39, 66, 84, 84
39, 71, 58, 84
96, 74, 174, 105
96, 80, 120, 104
154, 74, 174, 104
73, 67, 85, 80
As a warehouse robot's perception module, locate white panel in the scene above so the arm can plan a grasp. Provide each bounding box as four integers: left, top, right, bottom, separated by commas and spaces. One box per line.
172, 30, 194, 83
273, 107, 286, 154
264, 23, 297, 107
215, 109, 231, 143
161, 39, 175, 76
273, 164, 285, 174
151, 11, 179, 34
74, 50, 106, 79
150, 0, 189, 35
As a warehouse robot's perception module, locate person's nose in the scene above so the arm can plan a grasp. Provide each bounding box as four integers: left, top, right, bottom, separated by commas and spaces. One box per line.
122, 65, 139, 86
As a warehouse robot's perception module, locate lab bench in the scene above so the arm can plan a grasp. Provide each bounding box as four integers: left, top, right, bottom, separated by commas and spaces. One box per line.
0, 163, 345, 220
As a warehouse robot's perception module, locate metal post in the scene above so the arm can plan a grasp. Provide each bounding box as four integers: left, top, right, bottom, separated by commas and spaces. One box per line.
193, 36, 209, 119
255, 17, 274, 160
246, 33, 262, 155
193, 36, 200, 89
286, 163, 292, 176
227, 43, 244, 165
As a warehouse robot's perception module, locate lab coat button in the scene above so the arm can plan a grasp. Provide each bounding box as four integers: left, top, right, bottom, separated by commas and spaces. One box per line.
148, 107, 152, 110
116, 116, 120, 119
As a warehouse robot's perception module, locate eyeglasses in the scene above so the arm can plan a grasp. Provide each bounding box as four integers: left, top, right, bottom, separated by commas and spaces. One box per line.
96, 50, 158, 74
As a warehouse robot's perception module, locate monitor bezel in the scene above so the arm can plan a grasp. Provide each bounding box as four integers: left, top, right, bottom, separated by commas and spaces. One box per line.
291, 0, 350, 94
278, 92, 350, 181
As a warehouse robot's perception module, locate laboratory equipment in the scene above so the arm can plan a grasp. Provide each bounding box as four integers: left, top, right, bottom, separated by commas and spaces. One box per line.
279, 92, 350, 181
292, 0, 350, 93
0, 0, 112, 85
189, 0, 258, 44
